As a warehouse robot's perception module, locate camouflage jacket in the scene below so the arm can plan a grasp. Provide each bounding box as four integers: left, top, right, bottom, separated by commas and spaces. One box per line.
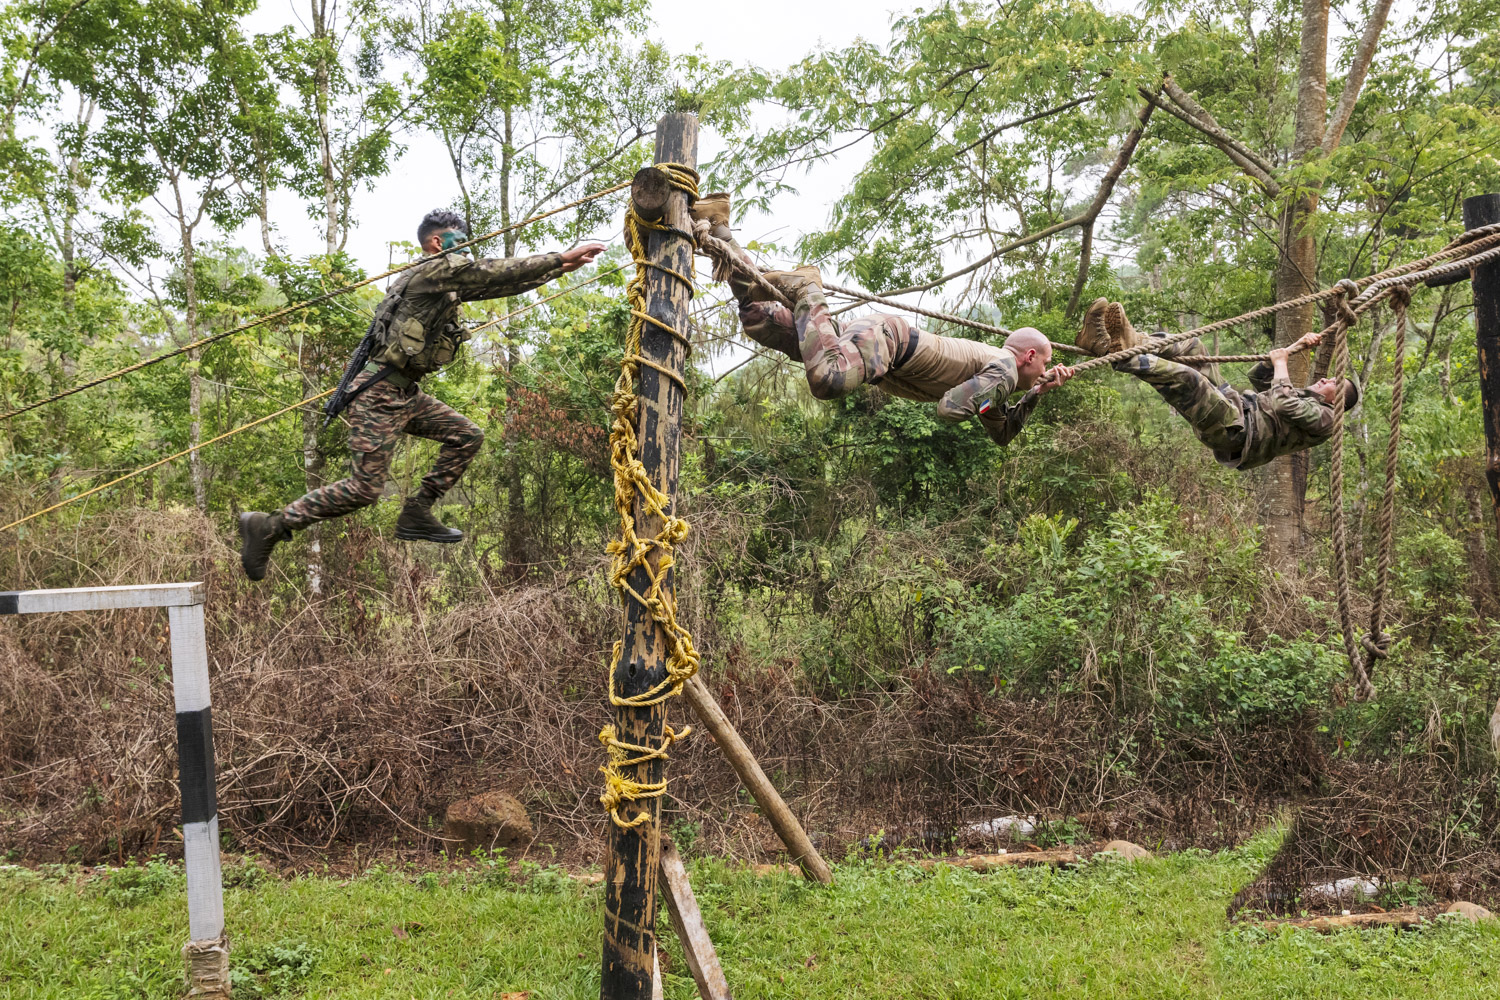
934, 351, 1040, 447
371, 251, 566, 376
1226, 361, 1340, 471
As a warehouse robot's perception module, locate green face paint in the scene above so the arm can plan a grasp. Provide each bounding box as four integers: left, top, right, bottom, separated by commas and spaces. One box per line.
440, 229, 471, 254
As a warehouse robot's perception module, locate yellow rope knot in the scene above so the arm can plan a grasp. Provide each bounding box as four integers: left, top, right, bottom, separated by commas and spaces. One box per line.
597, 723, 692, 829
599, 162, 704, 830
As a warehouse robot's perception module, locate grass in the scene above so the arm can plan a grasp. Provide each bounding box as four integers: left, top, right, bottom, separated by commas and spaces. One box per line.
0, 830, 1494, 999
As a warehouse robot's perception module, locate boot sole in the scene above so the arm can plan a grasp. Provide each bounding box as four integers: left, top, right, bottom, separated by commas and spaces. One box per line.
394, 528, 464, 543
238, 512, 269, 581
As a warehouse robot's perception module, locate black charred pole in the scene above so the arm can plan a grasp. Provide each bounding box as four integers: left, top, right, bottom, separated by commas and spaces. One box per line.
601, 112, 698, 1000
1466, 194, 1500, 543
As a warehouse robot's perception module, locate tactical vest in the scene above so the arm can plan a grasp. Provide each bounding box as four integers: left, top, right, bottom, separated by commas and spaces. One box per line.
369, 254, 471, 376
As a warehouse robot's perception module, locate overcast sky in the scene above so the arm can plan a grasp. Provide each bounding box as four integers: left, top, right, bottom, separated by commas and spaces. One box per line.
239, 0, 903, 280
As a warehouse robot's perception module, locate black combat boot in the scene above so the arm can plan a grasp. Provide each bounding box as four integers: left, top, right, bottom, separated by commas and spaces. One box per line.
239, 511, 291, 581
395, 497, 463, 543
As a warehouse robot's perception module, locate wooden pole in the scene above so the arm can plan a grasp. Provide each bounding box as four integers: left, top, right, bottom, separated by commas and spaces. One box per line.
681, 675, 833, 884
601, 112, 698, 1000
1466, 193, 1500, 543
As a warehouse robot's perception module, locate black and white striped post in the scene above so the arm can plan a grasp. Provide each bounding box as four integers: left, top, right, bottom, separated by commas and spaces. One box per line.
0, 582, 229, 996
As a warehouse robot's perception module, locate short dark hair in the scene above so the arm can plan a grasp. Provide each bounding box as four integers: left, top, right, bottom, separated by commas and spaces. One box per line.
417, 209, 467, 245
1342, 378, 1361, 412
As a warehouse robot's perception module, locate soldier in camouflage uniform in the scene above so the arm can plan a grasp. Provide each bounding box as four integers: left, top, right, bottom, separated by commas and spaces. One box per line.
238, 209, 604, 581
1077, 298, 1359, 471
693, 194, 1075, 446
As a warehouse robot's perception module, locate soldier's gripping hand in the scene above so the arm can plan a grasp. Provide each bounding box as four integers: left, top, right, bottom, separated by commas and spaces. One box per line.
1293, 330, 1324, 351
1036, 365, 1076, 395
559, 243, 607, 272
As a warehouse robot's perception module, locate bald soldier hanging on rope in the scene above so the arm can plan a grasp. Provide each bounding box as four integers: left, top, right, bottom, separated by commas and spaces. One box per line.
237, 210, 605, 581
1075, 298, 1359, 469
690, 194, 1076, 443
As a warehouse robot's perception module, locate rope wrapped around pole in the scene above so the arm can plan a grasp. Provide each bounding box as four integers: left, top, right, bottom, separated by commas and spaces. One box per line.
598, 160, 703, 830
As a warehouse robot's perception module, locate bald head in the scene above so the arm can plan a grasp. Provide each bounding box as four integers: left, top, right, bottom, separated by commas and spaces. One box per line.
1003, 327, 1052, 389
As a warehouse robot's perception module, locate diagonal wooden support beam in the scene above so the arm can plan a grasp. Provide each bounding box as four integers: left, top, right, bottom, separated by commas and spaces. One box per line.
681, 674, 833, 884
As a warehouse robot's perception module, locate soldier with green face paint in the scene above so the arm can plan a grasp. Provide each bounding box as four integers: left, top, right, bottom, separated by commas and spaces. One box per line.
238, 209, 606, 581
692, 193, 1076, 445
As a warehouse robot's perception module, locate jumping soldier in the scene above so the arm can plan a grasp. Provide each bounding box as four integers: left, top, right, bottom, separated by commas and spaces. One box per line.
691, 194, 1076, 446
1075, 297, 1358, 470
238, 209, 605, 581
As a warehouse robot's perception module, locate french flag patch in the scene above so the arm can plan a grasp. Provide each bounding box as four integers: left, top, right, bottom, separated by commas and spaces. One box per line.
978, 398, 992, 414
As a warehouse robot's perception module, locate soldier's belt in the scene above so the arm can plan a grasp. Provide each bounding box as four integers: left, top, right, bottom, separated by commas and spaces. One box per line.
893, 329, 920, 369
364, 362, 417, 389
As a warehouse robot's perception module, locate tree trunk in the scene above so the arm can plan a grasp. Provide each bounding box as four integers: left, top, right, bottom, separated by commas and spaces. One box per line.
500, 91, 528, 573
172, 179, 208, 512
1466, 479, 1496, 618
1259, 0, 1329, 572
303, 0, 341, 597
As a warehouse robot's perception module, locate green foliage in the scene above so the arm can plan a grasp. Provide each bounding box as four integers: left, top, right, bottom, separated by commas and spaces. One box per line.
231, 940, 319, 998
91, 857, 183, 908
5, 827, 1500, 999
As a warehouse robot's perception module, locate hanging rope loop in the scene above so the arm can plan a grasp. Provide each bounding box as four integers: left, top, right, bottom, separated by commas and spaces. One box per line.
1358, 281, 1410, 683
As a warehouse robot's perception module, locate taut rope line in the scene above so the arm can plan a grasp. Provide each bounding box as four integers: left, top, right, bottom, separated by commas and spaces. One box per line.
0, 181, 632, 423
3, 266, 624, 532
1, 389, 335, 533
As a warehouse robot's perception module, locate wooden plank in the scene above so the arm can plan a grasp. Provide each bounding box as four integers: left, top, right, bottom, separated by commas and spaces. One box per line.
601, 111, 698, 1000
659, 838, 732, 1000
652, 948, 663, 1000
0, 581, 204, 614
1256, 909, 1427, 933
682, 674, 832, 884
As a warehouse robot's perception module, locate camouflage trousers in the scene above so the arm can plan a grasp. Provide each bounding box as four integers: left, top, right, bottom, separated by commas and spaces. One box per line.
794, 286, 911, 399
1116, 337, 1244, 458
280, 372, 484, 530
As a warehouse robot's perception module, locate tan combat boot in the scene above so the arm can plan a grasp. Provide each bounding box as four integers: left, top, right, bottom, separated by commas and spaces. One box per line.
1104, 301, 1144, 353
762, 265, 823, 304
690, 192, 732, 229
1075, 297, 1112, 356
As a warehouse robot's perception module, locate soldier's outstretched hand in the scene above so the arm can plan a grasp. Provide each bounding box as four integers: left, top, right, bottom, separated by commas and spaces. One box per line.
559, 243, 607, 272
1296, 330, 1324, 350
1036, 365, 1076, 395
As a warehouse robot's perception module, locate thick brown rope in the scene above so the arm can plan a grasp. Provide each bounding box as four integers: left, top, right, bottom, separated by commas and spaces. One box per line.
1362, 286, 1410, 678
1323, 280, 1374, 701
0, 181, 632, 422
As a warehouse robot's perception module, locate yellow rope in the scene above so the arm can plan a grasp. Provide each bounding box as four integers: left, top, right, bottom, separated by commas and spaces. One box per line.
598, 162, 704, 830
0, 181, 632, 423
1, 389, 336, 533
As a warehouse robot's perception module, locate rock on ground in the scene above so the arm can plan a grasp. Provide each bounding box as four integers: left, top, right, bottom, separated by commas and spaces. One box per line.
1100, 839, 1152, 861
1444, 901, 1493, 922
445, 791, 533, 853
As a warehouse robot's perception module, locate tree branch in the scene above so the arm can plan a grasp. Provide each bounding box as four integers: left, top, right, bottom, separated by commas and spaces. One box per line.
1162, 76, 1277, 176
879, 213, 1085, 296
1321, 0, 1395, 154
880, 98, 1156, 301
1143, 83, 1282, 196
1066, 97, 1155, 318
